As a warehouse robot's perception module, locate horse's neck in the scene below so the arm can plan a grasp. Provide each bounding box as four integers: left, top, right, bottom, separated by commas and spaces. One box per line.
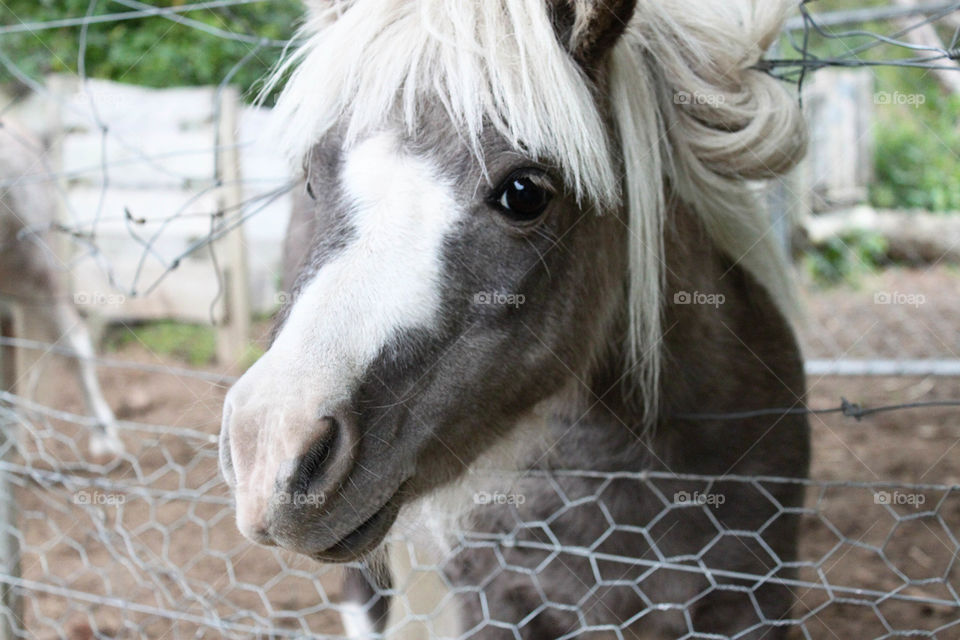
539, 203, 806, 473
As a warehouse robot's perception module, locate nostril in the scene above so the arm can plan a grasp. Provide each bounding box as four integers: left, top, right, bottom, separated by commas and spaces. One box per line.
290, 416, 342, 498
287, 414, 357, 504
293, 420, 337, 495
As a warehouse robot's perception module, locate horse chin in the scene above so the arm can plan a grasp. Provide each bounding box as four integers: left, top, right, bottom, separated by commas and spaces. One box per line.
308, 490, 404, 563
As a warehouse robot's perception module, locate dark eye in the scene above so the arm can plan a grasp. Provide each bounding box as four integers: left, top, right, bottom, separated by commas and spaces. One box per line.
492, 173, 553, 222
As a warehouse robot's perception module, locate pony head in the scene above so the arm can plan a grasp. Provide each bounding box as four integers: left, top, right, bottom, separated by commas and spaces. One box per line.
219, 0, 805, 560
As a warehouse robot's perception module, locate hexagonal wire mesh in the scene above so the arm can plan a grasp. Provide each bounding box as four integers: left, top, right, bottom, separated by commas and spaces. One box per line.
1, 1, 960, 639
2, 388, 960, 639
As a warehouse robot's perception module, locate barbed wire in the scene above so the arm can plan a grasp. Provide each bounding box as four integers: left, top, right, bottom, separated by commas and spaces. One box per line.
678, 398, 960, 421
765, 0, 960, 87
3, 333, 957, 426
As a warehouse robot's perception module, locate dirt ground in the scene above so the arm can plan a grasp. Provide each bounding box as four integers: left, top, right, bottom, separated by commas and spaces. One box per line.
6, 265, 960, 639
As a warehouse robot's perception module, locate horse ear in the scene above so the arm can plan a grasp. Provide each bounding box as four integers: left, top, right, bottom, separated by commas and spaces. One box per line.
549, 0, 638, 69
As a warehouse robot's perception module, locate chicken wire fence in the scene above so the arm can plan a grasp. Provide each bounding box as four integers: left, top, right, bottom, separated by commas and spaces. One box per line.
0, 0, 959, 638
2, 379, 960, 639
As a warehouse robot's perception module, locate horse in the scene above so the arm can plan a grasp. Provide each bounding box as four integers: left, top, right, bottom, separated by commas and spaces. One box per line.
219, 0, 811, 637
0, 117, 123, 458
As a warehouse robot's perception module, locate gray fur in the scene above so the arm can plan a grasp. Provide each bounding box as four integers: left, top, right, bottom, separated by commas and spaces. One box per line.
269, 125, 808, 638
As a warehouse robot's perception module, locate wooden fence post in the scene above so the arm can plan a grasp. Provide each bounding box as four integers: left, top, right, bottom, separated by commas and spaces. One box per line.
802, 69, 875, 212
0, 304, 22, 640
215, 87, 251, 368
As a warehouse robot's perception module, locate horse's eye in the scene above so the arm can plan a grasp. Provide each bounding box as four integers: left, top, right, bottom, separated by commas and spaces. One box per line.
492, 173, 552, 222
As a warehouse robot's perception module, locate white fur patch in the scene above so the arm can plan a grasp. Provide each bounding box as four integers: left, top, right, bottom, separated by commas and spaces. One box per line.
392, 408, 549, 552
342, 601, 378, 639
380, 403, 555, 640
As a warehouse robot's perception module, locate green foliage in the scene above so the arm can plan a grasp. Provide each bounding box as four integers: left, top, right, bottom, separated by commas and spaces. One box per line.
105, 320, 216, 366
0, 0, 304, 101
803, 231, 889, 287
871, 88, 960, 212
778, 0, 960, 213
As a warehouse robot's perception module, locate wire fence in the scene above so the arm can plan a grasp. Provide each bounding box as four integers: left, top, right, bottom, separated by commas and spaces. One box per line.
773, 0, 960, 80
2, 374, 960, 638
2, 361, 960, 639
1, 1, 960, 638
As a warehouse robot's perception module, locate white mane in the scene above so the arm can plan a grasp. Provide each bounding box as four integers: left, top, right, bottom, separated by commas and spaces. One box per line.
266, 0, 806, 423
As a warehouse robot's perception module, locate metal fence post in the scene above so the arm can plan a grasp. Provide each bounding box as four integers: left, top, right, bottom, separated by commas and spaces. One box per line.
0, 306, 22, 640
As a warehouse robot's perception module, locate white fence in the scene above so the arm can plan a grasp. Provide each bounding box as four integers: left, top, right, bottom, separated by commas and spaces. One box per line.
6, 76, 294, 364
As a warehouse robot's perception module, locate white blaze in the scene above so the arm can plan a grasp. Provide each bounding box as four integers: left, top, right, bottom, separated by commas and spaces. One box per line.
270, 132, 458, 392
225, 132, 461, 533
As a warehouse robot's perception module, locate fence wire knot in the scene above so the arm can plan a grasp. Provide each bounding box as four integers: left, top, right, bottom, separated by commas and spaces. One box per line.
840, 396, 864, 420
